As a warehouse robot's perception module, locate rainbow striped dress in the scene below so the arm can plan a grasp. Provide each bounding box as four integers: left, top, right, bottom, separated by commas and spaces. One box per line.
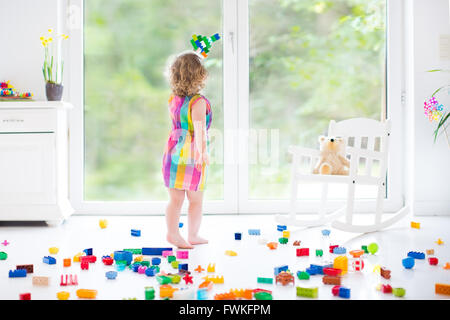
162, 94, 212, 191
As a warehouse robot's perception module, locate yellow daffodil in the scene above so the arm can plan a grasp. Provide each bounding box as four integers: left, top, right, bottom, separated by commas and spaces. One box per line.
48, 37, 53, 42
40, 36, 44, 41
48, 28, 53, 33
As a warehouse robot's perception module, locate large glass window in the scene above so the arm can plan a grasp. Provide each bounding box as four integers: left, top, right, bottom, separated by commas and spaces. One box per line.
84, 0, 223, 201
249, 0, 386, 199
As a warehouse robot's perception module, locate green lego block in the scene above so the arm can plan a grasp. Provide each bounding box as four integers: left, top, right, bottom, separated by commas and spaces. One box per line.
278, 237, 288, 244
361, 245, 368, 253
316, 249, 323, 257
167, 255, 176, 263
296, 286, 318, 298
254, 292, 272, 300
190, 39, 198, 50
393, 288, 406, 297
297, 271, 310, 280
123, 248, 142, 254
171, 261, 179, 269
156, 275, 171, 285
145, 286, 155, 300
140, 260, 150, 267
257, 277, 273, 284
0, 252, 7, 260
150, 265, 160, 273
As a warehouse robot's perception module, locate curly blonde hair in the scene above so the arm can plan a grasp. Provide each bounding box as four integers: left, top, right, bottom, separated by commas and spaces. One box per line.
169, 52, 207, 97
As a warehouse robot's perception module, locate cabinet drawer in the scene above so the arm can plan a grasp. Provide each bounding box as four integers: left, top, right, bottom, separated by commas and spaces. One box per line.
0, 109, 56, 133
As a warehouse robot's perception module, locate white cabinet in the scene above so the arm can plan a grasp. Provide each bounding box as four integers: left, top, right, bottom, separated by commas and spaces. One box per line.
0, 102, 73, 224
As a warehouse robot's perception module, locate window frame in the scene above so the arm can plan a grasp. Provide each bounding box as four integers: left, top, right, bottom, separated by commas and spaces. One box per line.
68, 0, 404, 215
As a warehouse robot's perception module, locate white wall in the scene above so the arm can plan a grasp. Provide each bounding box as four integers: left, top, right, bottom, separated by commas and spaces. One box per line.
0, 0, 67, 101
405, 0, 450, 215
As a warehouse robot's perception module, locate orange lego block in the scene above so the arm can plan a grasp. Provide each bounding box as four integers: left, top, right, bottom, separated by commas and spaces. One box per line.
410, 221, 420, 229
195, 265, 205, 273
76, 289, 98, 299
214, 292, 236, 300
230, 289, 253, 300
349, 250, 364, 258
333, 256, 348, 275
443, 262, 450, 270
159, 284, 178, 298
63, 258, 71, 267
267, 242, 278, 250
199, 280, 213, 291
435, 283, 450, 296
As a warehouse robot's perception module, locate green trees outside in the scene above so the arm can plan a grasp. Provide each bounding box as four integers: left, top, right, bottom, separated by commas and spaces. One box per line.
85, 0, 385, 201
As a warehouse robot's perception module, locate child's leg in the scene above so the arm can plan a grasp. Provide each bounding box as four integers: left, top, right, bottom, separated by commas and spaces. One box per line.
186, 190, 208, 245
166, 188, 193, 249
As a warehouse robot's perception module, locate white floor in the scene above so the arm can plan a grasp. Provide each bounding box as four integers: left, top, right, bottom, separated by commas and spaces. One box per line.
0, 214, 449, 300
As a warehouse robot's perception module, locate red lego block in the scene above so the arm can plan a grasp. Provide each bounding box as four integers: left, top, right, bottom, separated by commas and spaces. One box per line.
81, 255, 97, 263
381, 284, 392, 294
323, 267, 342, 277
332, 285, 341, 296
102, 256, 114, 265
80, 261, 89, 270
329, 245, 339, 253
19, 293, 31, 300
428, 257, 438, 265
296, 248, 309, 257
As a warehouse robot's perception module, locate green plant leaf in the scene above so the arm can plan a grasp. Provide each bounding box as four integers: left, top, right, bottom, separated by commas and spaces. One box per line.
434, 112, 450, 143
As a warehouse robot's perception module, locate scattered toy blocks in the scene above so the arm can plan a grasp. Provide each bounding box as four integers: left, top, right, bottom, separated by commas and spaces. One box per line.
0, 252, 7, 260
145, 286, 155, 300
316, 249, 323, 257
225, 250, 237, 256
207, 263, 216, 273
428, 257, 439, 265
57, 291, 70, 300
19, 293, 31, 300
60, 274, 78, 286
167, 255, 176, 263
49, 247, 59, 254
333, 247, 346, 254
282, 230, 290, 238
76, 289, 98, 299
267, 242, 278, 250
349, 250, 364, 258
43, 256, 56, 265
257, 277, 273, 284
329, 245, 339, 253
80, 261, 89, 270
248, 229, 261, 236
380, 267, 391, 279
176, 250, 189, 259
323, 268, 342, 277
102, 256, 114, 265
113, 251, 133, 265
333, 256, 348, 275
275, 271, 295, 286
393, 287, 406, 297
162, 250, 173, 257
234, 233, 242, 240
296, 286, 318, 298
402, 257, 415, 269
297, 271, 310, 280
254, 291, 273, 300
296, 248, 309, 257
323, 275, 342, 285
410, 221, 420, 229
321, 229, 330, 236
293, 240, 301, 246
195, 265, 205, 273
435, 283, 450, 296
274, 265, 289, 276
279, 237, 288, 244
277, 225, 287, 232
63, 258, 71, 267
131, 229, 141, 237
426, 249, 435, 255
16, 264, 33, 274
381, 284, 392, 294
408, 251, 425, 259
9, 269, 27, 278
32, 276, 49, 286
203, 275, 224, 284
83, 248, 93, 256
99, 219, 108, 229
142, 247, 173, 256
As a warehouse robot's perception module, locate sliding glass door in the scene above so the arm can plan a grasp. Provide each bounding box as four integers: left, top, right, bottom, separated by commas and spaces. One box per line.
70, 0, 402, 214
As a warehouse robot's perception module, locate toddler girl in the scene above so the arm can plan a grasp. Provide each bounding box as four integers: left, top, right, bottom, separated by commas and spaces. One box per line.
162, 51, 212, 249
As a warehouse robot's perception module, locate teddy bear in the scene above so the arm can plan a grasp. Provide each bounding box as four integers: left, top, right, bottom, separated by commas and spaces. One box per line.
313, 136, 350, 175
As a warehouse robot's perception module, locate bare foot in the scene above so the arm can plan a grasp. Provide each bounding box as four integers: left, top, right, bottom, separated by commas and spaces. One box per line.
188, 235, 208, 245
167, 233, 193, 249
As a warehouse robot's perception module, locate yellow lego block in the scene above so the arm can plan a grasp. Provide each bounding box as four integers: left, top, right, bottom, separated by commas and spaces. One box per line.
57, 291, 70, 300
99, 219, 108, 229
133, 255, 143, 262
436, 238, 444, 245
207, 263, 216, 273
203, 275, 224, 284
282, 231, 290, 238
159, 285, 178, 298
225, 250, 237, 256
73, 252, 83, 262
49, 247, 59, 254
333, 255, 348, 275
410, 221, 420, 229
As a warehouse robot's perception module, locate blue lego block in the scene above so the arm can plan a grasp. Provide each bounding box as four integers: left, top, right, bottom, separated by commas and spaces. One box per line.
179, 222, 183, 228
9, 269, 27, 278
213, 33, 220, 40
402, 257, 415, 269
145, 267, 157, 277
339, 287, 351, 299
274, 265, 289, 275
43, 256, 56, 265
151, 257, 161, 266
234, 232, 242, 240
197, 288, 208, 300
105, 271, 118, 280
142, 247, 173, 256
333, 247, 346, 254
248, 229, 261, 236
131, 229, 141, 237
306, 264, 324, 275
83, 248, 93, 256
321, 229, 331, 236
131, 263, 140, 272
277, 225, 287, 232
407, 251, 425, 259
113, 251, 133, 265
178, 263, 188, 271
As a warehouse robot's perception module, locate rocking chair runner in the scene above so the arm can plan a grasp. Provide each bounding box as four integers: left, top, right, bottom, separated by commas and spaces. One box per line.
275, 118, 409, 233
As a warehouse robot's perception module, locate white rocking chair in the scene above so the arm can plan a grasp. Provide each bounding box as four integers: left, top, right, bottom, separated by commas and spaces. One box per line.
275, 118, 409, 233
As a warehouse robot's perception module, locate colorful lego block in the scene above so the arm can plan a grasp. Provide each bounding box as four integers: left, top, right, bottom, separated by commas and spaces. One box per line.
274, 265, 289, 275
16, 264, 33, 274
410, 221, 420, 229
176, 250, 189, 259
83, 248, 93, 256
19, 293, 31, 300
43, 256, 56, 265
402, 257, 415, 269
296, 286, 318, 298
0, 252, 7, 260
277, 225, 287, 232
145, 286, 155, 300
333, 256, 348, 275
429, 257, 439, 265
257, 277, 273, 284
333, 247, 346, 254
297, 271, 310, 280
131, 229, 141, 237
99, 219, 108, 229
248, 229, 261, 235
9, 269, 27, 278
296, 248, 309, 257
435, 283, 450, 296
76, 289, 98, 299
234, 232, 242, 240
142, 247, 173, 256
32, 276, 49, 286
316, 249, 323, 257
408, 251, 425, 259
57, 291, 70, 300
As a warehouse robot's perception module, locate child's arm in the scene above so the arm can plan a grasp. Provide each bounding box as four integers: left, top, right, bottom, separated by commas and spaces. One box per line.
192, 98, 209, 168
